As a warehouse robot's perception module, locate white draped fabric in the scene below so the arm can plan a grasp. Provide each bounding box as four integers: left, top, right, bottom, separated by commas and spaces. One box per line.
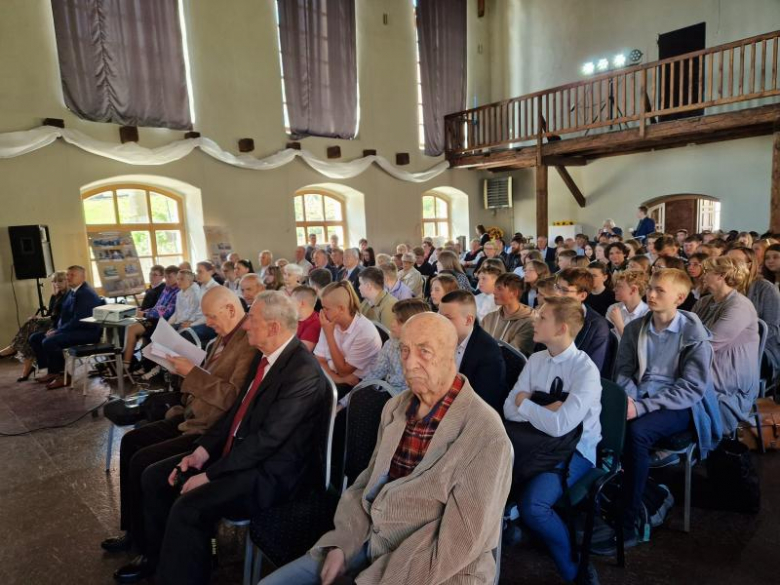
0, 126, 450, 183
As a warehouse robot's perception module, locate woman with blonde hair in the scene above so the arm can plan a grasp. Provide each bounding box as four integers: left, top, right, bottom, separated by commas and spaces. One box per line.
752, 237, 776, 266
436, 249, 471, 290
726, 245, 780, 371
428, 274, 460, 310
693, 256, 760, 433
0, 271, 68, 381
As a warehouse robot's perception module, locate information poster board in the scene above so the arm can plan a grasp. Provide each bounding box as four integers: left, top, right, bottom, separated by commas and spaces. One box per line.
204, 226, 234, 267
89, 232, 146, 297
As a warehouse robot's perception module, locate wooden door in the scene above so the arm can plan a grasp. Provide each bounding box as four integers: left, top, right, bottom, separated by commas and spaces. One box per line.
664, 198, 698, 235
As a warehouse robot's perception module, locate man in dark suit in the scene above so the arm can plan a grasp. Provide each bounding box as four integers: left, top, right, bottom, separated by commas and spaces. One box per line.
438, 290, 507, 413
139, 265, 166, 312
30, 265, 102, 389
536, 235, 558, 272
113, 291, 330, 585
343, 247, 363, 300
633, 205, 656, 242
555, 268, 611, 375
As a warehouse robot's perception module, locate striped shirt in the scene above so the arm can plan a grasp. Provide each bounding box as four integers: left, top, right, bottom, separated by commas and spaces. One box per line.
388, 376, 464, 480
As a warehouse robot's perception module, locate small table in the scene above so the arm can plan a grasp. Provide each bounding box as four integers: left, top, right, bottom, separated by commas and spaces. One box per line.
80, 316, 137, 398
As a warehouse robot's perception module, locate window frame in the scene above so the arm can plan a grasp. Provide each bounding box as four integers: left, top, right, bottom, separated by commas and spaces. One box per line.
81, 183, 188, 293
293, 189, 348, 248
421, 193, 452, 239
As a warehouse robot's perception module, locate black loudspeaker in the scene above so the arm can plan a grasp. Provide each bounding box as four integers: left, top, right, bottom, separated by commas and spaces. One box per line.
8, 225, 55, 280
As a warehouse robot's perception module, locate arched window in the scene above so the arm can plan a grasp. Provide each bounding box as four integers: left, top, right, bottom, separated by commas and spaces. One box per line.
422, 193, 451, 238
294, 191, 347, 247
82, 185, 188, 289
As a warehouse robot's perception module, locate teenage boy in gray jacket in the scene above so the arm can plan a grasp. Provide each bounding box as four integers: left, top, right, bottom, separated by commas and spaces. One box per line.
592, 268, 722, 554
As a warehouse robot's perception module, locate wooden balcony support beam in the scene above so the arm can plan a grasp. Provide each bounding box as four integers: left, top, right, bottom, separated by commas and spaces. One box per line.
555, 166, 586, 208
536, 165, 548, 237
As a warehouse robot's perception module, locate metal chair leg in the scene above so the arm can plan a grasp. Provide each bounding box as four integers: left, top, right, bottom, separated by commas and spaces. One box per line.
105, 422, 115, 472
242, 530, 253, 585
755, 410, 766, 454
683, 449, 692, 533
251, 549, 263, 584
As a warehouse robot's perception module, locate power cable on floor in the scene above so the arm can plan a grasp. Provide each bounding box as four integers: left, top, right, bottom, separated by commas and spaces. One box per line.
0, 399, 108, 437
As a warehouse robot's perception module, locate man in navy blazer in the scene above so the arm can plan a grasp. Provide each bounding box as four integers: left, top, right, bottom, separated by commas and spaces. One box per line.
438, 290, 507, 413
30, 265, 102, 389
633, 205, 656, 242
555, 268, 611, 375
536, 235, 558, 273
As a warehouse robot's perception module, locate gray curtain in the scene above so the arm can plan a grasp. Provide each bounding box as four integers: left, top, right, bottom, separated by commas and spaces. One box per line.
51, 0, 192, 130
278, 0, 357, 140
417, 0, 466, 156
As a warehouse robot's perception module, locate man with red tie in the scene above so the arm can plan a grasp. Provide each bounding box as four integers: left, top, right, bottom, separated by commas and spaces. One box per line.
119, 291, 330, 585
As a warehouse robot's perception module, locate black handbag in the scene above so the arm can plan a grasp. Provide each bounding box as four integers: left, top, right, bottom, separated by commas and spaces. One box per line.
706, 438, 760, 514
504, 377, 583, 486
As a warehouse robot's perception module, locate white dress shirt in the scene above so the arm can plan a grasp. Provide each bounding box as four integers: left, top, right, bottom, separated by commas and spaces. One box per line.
475, 293, 498, 322
169, 285, 204, 327
455, 329, 473, 369
314, 313, 382, 378
605, 300, 649, 339
504, 342, 602, 465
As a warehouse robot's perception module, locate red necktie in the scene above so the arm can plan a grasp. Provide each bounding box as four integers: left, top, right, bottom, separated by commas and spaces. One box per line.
222, 357, 269, 456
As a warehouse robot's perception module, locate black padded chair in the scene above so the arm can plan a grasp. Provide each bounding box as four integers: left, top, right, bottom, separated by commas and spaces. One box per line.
497, 340, 528, 390
603, 328, 620, 381
342, 380, 392, 489
371, 320, 390, 345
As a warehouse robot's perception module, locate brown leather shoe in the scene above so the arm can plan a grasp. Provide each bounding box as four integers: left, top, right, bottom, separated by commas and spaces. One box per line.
36, 373, 57, 383
46, 376, 67, 390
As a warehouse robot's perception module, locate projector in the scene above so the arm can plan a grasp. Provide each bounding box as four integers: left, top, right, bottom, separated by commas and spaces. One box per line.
93, 304, 136, 323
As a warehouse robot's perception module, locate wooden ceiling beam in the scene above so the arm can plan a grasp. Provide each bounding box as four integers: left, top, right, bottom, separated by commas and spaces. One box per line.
555, 166, 586, 208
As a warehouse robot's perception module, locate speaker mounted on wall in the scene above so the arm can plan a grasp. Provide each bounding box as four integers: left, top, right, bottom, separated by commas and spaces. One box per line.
8, 225, 55, 280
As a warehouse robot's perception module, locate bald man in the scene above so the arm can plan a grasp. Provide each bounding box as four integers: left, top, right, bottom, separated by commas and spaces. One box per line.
262, 313, 513, 585
102, 287, 255, 562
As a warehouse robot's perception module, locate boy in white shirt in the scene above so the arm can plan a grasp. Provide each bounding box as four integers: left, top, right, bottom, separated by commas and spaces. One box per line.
606, 270, 650, 338
475, 263, 503, 321
504, 296, 602, 585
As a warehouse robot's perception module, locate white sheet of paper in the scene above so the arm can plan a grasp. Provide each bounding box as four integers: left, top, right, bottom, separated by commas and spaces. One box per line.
143, 317, 207, 372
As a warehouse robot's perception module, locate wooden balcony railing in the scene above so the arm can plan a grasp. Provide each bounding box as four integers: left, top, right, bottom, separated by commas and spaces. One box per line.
445, 30, 780, 158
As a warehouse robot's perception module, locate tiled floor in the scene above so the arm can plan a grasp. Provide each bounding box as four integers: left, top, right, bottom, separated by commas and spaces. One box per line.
1, 358, 778, 584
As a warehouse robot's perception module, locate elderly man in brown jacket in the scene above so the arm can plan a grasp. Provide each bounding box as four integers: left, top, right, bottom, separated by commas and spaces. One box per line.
261, 312, 513, 585
101, 286, 255, 559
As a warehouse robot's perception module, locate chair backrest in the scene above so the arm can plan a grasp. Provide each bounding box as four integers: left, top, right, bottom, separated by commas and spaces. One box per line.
603, 329, 620, 381
757, 318, 768, 370
343, 380, 392, 489
372, 320, 391, 345
597, 378, 628, 469
320, 371, 340, 490
497, 340, 527, 389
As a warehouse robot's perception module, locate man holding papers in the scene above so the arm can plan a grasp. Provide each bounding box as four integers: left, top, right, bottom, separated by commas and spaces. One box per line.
102, 287, 254, 576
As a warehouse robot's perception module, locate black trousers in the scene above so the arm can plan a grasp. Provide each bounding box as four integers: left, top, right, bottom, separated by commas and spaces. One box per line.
118, 416, 198, 552
142, 453, 256, 585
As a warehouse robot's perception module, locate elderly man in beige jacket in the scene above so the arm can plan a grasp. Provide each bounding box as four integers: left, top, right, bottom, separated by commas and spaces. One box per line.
261, 312, 513, 585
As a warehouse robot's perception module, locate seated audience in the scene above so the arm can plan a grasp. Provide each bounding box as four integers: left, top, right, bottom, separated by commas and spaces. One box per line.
462, 238, 484, 270
536, 235, 558, 271
594, 268, 721, 555
129, 292, 329, 585
282, 263, 305, 296
257, 250, 274, 280
305, 234, 319, 262
482, 273, 535, 355
521, 259, 551, 308
276, 258, 289, 269
31, 266, 102, 389
536, 277, 558, 307
105, 288, 254, 573
762, 243, 780, 288
653, 235, 680, 259
505, 236, 524, 273
227, 252, 240, 265
438, 290, 507, 412
2, 271, 68, 382
437, 249, 472, 290
235, 259, 253, 278
583, 243, 595, 262
653, 256, 696, 310
361, 246, 376, 267
123, 266, 180, 368
474, 240, 502, 273
572, 256, 590, 268
623, 239, 642, 259
627, 254, 652, 276
682, 235, 702, 260
358, 266, 397, 329
381, 262, 414, 301
263, 265, 285, 291
428, 274, 459, 312
330, 248, 345, 280
694, 257, 760, 433
606, 270, 650, 338
726, 246, 780, 371
504, 296, 602, 585
341, 247, 363, 299
308, 267, 334, 312
606, 242, 630, 274
291, 286, 321, 352
168, 269, 204, 333
586, 261, 616, 316
398, 252, 424, 298
196, 261, 222, 294
220, 261, 240, 293
594, 243, 609, 263
326, 234, 340, 255
475, 263, 504, 321
178, 261, 192, 271
556, 249, 577, 271
238, 273, 264, 310
554, 268, 611, 374
752, 238, 776, 267
261, 312, 512, 585
315, 281, 382, 386
140, 265, 166, 311
412, 245, 435, 277
686, 252, 708, 299
295, 246, 314, 274
337, 298, 430, 397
